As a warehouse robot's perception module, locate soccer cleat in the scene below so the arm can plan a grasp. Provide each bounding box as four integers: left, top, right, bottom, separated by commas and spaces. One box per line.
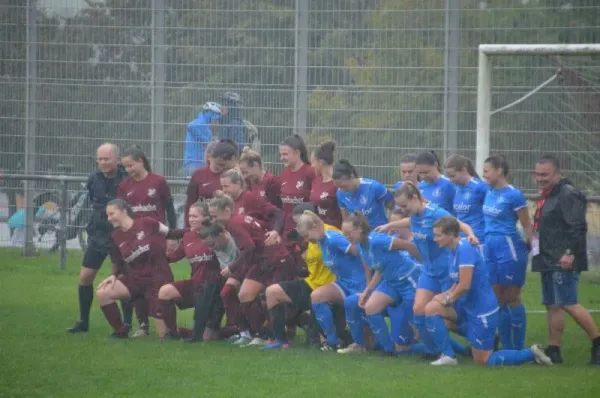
544, 346, 563, 364
131, 322, 149, 338
227, 334, 241, 343
320, 342, 338, 352
430, 355, 458, 366
160, 333, 179, 341
261, 340, 290, 350
589, 343, 600, 365
67, 321, 89, 334
231, 335, 253, 346
531, 345, 553, 366
242, 337, 269, 347
107, 331, 129, 339
337, 343, 366, 354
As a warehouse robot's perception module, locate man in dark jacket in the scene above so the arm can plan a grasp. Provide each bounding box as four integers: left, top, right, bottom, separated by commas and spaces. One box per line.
532, 154, 600, 365
67, 143, 128, 334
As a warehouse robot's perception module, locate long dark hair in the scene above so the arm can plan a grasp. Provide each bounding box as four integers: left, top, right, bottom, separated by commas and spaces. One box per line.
333, 159, 359, 180
123, 145, 151, 172
281, 134, 310, 165
416, 150, 441, 172
107, 198, 135, 218
485, 154, 510, 176
314, 141, 336, 165
445, 154, 480, 179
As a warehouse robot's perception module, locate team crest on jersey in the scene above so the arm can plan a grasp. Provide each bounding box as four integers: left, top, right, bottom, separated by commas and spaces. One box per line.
244, 216, 253, 224
147, 188, 156, 197
136, 231, 145, 240
320, 192, 329, 200
296, 180, 304, 190
359, 195, 367, 205
497, 196, 505, 204
432, 188, 441, 197
259, 190, 266, 198
238, 207, 245, 214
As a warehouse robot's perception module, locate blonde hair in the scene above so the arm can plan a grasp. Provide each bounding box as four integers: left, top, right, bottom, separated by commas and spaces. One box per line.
296, 210, 324, 232
221, 168, 245, 188
239, 146, 262, 168
208, 195, 234, 212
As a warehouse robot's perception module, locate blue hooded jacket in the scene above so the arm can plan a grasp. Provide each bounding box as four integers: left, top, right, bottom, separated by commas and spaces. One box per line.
184, 110, 221, 168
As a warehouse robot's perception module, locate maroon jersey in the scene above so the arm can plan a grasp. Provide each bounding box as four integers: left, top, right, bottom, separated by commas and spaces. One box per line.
248, 171, 282, 208
309, 176, 342, 228
185, 166, 222, 228
110, 217, 170, 276
225, 214, 289, 274
118, 172, 171, 223
233, 190, 283, 232
279, 164, 316, 234
168, 230, 221, 284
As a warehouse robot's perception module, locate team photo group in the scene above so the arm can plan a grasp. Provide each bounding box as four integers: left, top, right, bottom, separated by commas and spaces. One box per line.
67, 112, 600, 367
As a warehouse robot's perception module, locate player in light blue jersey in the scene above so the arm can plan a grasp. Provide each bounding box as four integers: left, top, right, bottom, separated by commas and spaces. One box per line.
424, 216, 552, 366
342, 213, 421, 356
444, 154, 487, 243
333, 159, 394, 228
376, 182, 478, 358
295, 210, 369, 352
415, 151, 456, 214
483, 155, 532, 351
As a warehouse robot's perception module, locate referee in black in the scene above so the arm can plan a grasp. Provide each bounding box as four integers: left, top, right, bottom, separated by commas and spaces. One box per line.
532, 154, 600, 365
67, 143, 129, 333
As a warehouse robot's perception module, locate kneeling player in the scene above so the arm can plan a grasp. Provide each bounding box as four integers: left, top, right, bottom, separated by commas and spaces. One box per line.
425, 216, 552, 366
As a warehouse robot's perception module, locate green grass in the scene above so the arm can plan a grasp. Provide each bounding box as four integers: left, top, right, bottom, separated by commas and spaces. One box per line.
1, 248, 599, 398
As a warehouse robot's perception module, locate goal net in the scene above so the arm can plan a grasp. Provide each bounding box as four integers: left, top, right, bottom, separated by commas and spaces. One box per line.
475, 44, 600, 268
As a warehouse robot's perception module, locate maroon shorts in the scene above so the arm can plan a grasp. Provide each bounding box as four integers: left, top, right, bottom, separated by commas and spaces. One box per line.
119, 270, 173, 319
172, 280, 197, 309
245, 255, 295, 286
230, 264, 250, 283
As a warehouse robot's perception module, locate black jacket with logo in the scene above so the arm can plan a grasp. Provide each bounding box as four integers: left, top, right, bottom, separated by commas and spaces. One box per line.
532, 178, 588, 273
85, 165, 127, 248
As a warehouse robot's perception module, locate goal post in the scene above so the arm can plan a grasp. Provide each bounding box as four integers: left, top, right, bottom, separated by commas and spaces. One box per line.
475, 43, 600, 174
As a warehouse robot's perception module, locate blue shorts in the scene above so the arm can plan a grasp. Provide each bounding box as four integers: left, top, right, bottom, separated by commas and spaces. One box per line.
417, 272, 453, 294
333, 280, 364, 299
375, 268, 420, 303
541, 271, 580, 306
484, 234, 528, 287
456, 305, 499, 351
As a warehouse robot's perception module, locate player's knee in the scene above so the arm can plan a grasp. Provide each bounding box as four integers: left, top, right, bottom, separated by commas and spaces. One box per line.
79, 267, 97, 285
413, 301, 427, 315
158, 284, 175, 301
424, 301, 441, 316
363, 302, 378, 316
238, 289, 255, 303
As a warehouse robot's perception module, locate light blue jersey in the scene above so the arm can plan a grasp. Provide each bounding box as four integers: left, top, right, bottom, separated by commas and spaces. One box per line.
337, 178, 392, 228
454, 178, 488, 242
450, 239, 498, 317
483, 185, 527, 237
358, 231, 419, 284
318, 229, 366, 294
418, 176, 456, 214
410, 203, 452, 279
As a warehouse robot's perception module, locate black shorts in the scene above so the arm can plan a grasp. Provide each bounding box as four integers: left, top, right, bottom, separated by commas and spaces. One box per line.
279, 279, 313, 313
82, 245, 109, 270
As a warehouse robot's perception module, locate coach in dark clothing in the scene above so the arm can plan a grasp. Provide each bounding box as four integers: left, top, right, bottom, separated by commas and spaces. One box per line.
67, 143, 127, 334
532, 155, 600, 365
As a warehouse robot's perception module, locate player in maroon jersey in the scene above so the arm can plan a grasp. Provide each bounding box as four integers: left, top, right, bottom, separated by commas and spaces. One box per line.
96, 199, 176, 339
279, 134, 316, 238
158, 202, 224, 342
117, 146, 178, 337
220, 168, 285, 233
184, 139, 238, 228
205, 195, 295, 346
239, 146, 282, 208
310, 141, 342, 228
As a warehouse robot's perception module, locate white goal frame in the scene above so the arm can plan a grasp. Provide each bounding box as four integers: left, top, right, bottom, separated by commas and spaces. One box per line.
475, 43, 600, 174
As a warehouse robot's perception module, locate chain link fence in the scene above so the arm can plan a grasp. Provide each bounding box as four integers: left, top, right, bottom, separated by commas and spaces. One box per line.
1, 0, 599, 259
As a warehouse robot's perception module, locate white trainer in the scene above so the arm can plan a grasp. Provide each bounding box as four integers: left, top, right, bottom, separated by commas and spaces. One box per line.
242, 337, 269, 347
531, 344, 553, 366
231, 335, 253, 346
430, 355, 458, 366
337, 343, 366, 354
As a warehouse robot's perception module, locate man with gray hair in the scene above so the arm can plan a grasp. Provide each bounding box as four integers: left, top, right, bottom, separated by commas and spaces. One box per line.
67, 143, 128, 334
532, 154, 600, 365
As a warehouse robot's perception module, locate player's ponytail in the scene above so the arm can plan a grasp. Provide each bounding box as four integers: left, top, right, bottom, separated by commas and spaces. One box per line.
282, 134, 310, 165
240, 146, 263, 168
314, 141, 336, 165
416, 151, 441, 172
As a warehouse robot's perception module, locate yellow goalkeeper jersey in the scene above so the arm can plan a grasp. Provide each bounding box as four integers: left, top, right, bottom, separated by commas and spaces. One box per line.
304, 224, 337, 290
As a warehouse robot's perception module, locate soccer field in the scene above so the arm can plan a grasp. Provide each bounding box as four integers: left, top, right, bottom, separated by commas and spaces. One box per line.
1, 249, 599, 398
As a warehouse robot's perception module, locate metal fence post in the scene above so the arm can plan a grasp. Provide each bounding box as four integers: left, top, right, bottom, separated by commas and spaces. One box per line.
59, 178, 68, 270
23, 0, 38, 256
443, 0, 460, 160
293, 0, 309, 138
151, 0, 166, 175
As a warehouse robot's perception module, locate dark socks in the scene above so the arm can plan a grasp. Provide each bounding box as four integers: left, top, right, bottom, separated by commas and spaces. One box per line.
269, 304, 287, 342
240, 299, 266, 334
220, 284, 241, 327
121, 300, 133, 327
135, 299, 150, 328
101, 303, 128, 334
78, 284, 93, 326
159, 299, 178, 336
193, 283, 220, 340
